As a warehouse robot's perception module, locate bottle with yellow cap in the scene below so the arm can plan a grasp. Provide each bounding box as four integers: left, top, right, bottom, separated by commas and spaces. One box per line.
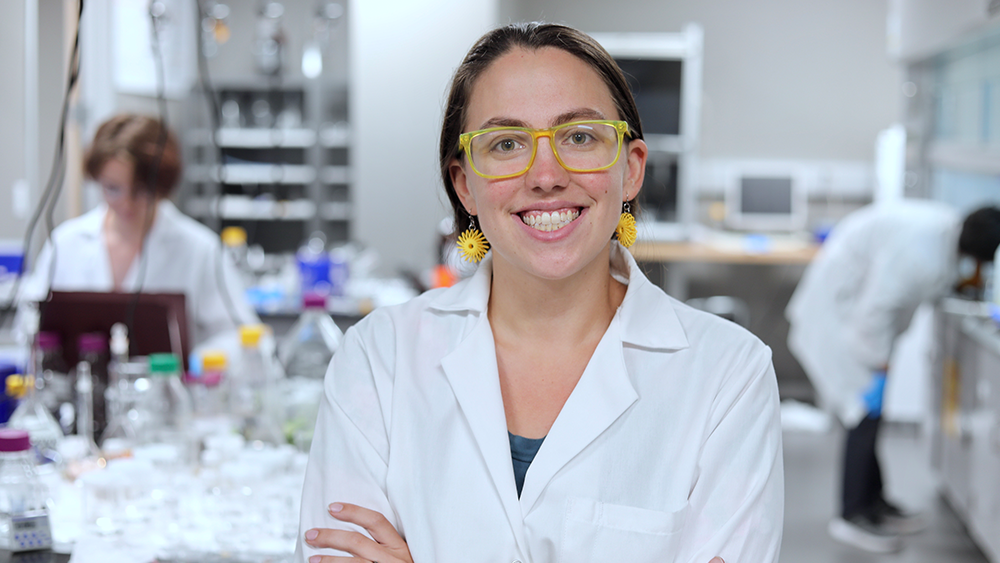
191, 349, 229, 418
231, 325, 284, 444
6, 374, 63, 465
221, 226, 253, 288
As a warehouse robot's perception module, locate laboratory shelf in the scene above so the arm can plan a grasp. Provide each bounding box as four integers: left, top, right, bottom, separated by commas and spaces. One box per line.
186, 127, 318, 148
320, 165, 351, 185
185, 196, 318, 221
187, 163, 317, 185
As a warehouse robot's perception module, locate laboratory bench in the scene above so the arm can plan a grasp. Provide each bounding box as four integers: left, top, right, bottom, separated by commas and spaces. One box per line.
931, 297, 1000, 563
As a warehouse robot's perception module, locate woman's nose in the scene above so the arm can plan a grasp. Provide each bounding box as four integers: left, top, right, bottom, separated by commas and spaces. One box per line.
526, 137, 569, 190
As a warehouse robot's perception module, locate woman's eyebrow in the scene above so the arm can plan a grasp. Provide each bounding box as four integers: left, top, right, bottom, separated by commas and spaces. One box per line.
478, 117, 528, 129
551, 108, 607, 125
476, 108, 609, 131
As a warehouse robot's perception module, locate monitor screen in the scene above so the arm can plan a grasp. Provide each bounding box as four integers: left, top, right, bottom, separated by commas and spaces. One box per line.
740, 177, 794, 215
615, 58, 682, 136
39, 291, 189, 369
726, 171, 806, 232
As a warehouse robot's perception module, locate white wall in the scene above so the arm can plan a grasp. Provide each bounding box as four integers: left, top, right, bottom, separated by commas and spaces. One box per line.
349, 0, 498, 276
0, 0, 70, 255
508, 0, 903, 163
0, 1, 28, 246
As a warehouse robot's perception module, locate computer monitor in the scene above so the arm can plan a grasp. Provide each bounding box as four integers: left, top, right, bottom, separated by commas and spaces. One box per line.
38, 291, 189, 369
725, 168, 807, 232
590, 28, 702, 240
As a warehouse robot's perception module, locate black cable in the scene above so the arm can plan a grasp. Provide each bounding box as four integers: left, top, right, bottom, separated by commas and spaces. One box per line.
0, 0, 84, 326
124, 2, 171, 339
195, 0, 246, 329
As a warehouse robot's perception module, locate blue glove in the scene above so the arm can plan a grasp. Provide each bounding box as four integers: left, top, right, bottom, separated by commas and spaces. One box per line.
861, 370, 887, 418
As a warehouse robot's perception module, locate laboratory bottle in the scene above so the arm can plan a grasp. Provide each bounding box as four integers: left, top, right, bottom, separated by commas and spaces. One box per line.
0, 429, 53, 552
5, 374, 62, 466
279, 293, 342, 379
222, 226, 254, 288
73, 362, 102, 461
101, 359, 148, 453
77, 333, 109, 442
296, 231, 332, 299
192, 350, 228, 417
100, 323, 136, 453
35, 332, 72, 434
232, 325, 284, 444
145, 353, 195, 465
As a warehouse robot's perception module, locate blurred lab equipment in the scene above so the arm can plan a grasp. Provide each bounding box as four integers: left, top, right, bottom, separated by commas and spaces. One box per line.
296, 231, 332, 298
278, 293, 342, 379
231, 325, 284, 444
253, 1, 285, 75
77, 333, 109, 441
142, 354, 195, 466
0, 363, 18, 424
0, 428, 52, 552
5, 373, 62, 466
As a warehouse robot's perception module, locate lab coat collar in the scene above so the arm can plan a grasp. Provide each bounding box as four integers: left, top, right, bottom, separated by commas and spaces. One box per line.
429, 243, 690, 351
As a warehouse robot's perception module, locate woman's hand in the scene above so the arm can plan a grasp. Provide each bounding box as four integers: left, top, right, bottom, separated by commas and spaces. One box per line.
709, 558, 725, 563
304, 502, 414, 563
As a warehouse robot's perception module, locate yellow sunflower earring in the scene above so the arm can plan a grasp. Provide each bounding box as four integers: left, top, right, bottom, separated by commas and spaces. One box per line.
615, 201, 637, 248
456, 214, 490, 263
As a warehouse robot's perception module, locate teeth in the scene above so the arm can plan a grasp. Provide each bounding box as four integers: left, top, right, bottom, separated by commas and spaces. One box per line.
521, 209, 580, 232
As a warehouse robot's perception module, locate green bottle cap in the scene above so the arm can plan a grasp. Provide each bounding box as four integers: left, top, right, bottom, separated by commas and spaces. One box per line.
149, 353, 180, 375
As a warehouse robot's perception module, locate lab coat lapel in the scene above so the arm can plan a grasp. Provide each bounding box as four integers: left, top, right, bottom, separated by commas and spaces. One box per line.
440, 312, 529, 555
518, 314, 638, 513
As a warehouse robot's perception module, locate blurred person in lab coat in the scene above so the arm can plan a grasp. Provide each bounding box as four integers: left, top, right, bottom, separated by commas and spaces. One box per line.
296, 22, 783, 563
19, 114, 258, 347
786, 200, 1000, 553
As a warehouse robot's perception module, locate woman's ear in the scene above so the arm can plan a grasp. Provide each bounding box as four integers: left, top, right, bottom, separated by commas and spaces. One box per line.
450, 158, 477, 215
624, 139, 648, 201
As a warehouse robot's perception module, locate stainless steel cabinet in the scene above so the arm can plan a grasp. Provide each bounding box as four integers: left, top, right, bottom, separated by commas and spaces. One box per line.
932, 299, 1000, 561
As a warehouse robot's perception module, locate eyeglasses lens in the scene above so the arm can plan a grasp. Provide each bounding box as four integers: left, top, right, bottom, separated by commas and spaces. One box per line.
470, 122, 620, 177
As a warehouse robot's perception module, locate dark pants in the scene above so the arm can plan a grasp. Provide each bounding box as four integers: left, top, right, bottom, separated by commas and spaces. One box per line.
842, 415, 883, 519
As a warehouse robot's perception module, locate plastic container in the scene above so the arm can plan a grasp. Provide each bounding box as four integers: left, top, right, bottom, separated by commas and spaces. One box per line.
6, 374, 62, 465
143, 354, 195, 466
0, 428, 52, 552
279, 293, 342, 379
78, 333, 109, 441
232, 325, 284, 444
296, 231, 332, 298
191, 350, 228, 417
100, 357, 147, 454
35, 332, 72, 434
222, 226, 254, 288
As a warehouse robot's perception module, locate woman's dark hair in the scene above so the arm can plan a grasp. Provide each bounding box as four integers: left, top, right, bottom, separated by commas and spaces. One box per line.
84, 114, 182, 199
959, 206, 1000, 262
439, 22, 644, 235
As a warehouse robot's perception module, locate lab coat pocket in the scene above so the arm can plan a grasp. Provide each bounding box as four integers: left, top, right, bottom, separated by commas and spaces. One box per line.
560, 496, 688, 563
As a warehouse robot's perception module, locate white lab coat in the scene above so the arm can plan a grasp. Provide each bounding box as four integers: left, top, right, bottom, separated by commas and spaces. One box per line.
786, 200, 961, 425
19, 200, 258, 347
297, 242, 784, 563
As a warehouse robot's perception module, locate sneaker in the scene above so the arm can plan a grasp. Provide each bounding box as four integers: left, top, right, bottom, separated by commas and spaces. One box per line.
829, 513, 903, 553
875, 498, 927, 535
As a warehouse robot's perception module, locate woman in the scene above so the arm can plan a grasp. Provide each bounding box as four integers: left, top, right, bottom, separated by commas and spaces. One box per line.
297, 23, 783, 563
20, 114, 258, 347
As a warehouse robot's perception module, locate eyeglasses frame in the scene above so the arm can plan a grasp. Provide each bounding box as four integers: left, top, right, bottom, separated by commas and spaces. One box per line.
457, 119, 633, 180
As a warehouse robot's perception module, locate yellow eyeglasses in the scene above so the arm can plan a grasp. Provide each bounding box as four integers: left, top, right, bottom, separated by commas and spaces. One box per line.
458, 120, 631, 180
